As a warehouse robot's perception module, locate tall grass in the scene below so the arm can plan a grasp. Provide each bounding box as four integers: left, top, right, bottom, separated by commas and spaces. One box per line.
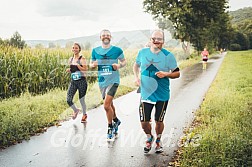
0, 90, 67, 146
0, 46, 71, 98
0, 77, 138, 147
172, 50, 252, 166
0, 46, 139, 99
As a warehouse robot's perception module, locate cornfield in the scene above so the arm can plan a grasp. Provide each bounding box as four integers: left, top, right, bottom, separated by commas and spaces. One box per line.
0, 46, 137, 100
0, 46, 88, 99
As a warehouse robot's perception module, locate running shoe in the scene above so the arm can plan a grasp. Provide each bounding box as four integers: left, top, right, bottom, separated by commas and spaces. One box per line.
72, 109, 80, 120
144, 136, 154, 153
81, 114, 87, 123
107, 127, 115, 141
155, 139, 163, 153
113, 119, 121, 135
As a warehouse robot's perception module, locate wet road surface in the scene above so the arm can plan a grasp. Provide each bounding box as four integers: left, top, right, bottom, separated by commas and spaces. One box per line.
0, 53, 226, 167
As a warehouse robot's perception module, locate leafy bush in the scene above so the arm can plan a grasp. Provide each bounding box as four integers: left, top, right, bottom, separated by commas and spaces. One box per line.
229, 43, 241, 51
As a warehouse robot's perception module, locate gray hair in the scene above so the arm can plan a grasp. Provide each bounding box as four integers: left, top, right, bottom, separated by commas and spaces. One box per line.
151, 29, 165, 41
100, 29, 111, 36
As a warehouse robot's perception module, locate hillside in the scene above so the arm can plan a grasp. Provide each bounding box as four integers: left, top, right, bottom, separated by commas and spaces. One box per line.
229, 7, 252, 25
26, 29, 178, 49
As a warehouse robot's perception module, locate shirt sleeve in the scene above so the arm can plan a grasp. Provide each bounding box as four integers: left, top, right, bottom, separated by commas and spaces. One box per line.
118, 48, 125, 60
91, 49, 96, 61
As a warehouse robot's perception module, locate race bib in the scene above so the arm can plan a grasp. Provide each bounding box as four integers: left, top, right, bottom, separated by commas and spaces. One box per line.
100, 65, 113, 76
71, 71, 82, 80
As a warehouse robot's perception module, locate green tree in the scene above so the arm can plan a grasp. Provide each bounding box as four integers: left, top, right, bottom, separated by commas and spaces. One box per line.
229, 7, 252, 26
240, 20, 252, 35
0, 37, 4, 46
218, 13, 235, 50
157, 18, 175, 36
248, 33, 252, 49
9, 31, 26, 49
232, 32, 249, 50
229, 7, 252, 50
143, 0, 230, 52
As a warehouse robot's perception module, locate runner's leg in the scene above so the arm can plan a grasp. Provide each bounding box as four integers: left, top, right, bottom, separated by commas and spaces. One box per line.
67, 81, 78, 111
140, 102, 154, 135
77, 79, 87, 115
104, 94, 114, 124
154, 101, 168, 139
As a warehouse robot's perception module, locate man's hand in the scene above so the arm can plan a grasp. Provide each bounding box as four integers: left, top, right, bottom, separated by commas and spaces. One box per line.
156, 70, 180, 79
90, 61, 98, 68
112, 63, 120, 71
134, 77, 141, 86
155, 71, 168, 78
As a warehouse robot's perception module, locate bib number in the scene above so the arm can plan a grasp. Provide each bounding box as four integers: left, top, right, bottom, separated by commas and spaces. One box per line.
71, 71, 81, 80
100, 65, 113, 76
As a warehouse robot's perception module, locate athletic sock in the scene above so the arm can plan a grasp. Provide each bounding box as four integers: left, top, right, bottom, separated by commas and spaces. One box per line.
113, 117, 119, 123
147, 134, 153, 139
108, 123, 113, 128
156, 134, 162, 141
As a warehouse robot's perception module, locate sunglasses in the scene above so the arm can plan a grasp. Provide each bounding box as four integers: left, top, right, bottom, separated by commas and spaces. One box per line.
101, 34, 111, 37
151, 37, 163, 42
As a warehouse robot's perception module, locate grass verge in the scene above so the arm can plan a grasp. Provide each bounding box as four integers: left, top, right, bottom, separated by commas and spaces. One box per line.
0, 75, 137, 147
170, 50, 252, 166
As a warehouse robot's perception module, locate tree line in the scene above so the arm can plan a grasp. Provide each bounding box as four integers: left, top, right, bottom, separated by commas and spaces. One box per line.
0, 31, 92, 50
229, 7, 252, 51
143, 0, 252, 52
0, 31, 26, 49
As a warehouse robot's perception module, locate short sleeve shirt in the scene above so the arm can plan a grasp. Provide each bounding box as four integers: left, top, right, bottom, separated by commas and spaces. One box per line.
201, 50, 209, 57
136, 48, 178, 102
92, 46, 124, 88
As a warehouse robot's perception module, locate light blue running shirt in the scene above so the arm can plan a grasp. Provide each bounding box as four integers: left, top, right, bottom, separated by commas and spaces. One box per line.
92, 45, 124, 88
136, 48, 178, 102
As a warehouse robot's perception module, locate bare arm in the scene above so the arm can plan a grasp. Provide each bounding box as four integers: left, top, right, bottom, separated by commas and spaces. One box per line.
66, 57, 72, 73
155, 69, 180, 79
77, 57, 88, 72
165, 71, 180, 79
133, 62, 141, 86
112, 58, 126, 71
89, 60, 98, 69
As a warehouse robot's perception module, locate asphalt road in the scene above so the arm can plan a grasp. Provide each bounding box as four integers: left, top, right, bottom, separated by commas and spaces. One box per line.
0, 53, 226, 167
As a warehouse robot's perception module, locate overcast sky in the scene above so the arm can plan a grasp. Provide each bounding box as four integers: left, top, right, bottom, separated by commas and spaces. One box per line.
0, 0, 251, 40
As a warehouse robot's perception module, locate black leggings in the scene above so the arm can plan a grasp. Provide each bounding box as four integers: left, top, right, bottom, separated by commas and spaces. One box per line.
67, 79, 87, 114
